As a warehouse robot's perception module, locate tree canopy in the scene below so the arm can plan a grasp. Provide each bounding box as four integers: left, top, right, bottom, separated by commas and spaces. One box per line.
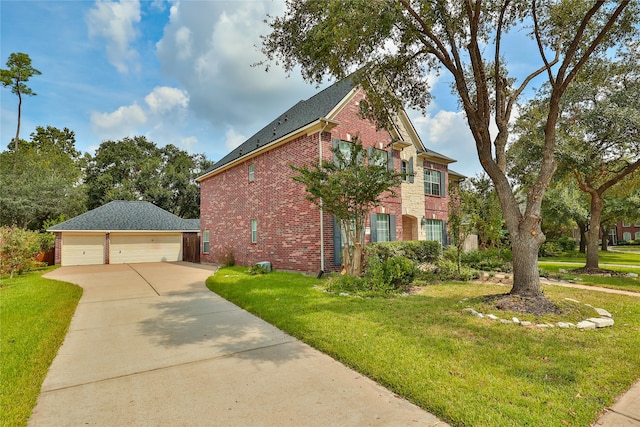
1, 52, 41, 151
261, 0, 639, 301
0, 126, 85, 230
510, 47, 640, 269
84, 136, 212, 219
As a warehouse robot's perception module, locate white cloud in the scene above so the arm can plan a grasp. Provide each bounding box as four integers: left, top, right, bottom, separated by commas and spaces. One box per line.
145, 86, 189, 115
91, 85, 191, 142
155, 1, 320, 149
411, 109, 483, 178
224, 128, 245, 151
91, 103, 147, 138
86, 0, 141, 73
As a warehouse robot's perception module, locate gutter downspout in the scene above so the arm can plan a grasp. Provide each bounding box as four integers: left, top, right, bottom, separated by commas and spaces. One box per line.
319, 118, 330, 273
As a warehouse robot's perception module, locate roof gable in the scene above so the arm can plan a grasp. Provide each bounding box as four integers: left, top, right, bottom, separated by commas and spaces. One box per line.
47, 201, 199, 232
200, 77, 356, 177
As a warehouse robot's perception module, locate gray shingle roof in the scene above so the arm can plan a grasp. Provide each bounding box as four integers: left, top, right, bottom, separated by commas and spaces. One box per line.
47, 201, 199, 232
202, 77, 356, 175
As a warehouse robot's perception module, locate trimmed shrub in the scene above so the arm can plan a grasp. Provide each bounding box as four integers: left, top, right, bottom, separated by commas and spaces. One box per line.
364, 256, 416, 293
366, 241, 441, 264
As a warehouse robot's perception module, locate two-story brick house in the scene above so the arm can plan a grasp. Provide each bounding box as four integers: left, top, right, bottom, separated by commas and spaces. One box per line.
197, 78, 458, 273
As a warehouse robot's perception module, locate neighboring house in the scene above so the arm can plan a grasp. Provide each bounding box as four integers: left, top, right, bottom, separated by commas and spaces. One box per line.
197, 78, 458, 273
48, 200, 200, 266
608, 220, 640, 245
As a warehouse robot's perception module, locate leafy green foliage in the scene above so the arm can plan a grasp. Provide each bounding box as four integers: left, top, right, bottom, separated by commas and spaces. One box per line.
365, 240, 441, 264
0, 226, 42, 278
0, 126, 86, 230
363, 256, 416, 293
84, 136, 212, 219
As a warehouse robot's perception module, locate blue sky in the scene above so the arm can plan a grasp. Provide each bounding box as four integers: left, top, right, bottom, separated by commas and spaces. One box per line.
0, 0, 546, 178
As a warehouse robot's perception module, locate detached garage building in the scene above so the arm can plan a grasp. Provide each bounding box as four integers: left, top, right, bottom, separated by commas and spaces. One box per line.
48, 201, 200, 266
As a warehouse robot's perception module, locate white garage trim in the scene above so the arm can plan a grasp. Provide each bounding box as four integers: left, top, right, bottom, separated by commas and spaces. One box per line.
61, 233, 106, 266
109, 233, 182, 264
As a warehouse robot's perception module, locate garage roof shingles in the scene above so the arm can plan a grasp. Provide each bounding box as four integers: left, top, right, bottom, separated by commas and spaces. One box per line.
48, 201, 199, 232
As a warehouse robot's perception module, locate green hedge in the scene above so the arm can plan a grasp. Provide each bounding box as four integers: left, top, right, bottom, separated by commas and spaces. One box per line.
365, 240, 441, 264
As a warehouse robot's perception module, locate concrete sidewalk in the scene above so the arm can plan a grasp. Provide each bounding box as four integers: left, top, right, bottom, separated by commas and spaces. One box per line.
594, 380, 640, 426
30, 263, 446, 426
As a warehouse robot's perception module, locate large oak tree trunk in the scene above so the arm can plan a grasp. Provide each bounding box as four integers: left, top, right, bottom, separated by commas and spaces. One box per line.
510, 231, 544, 298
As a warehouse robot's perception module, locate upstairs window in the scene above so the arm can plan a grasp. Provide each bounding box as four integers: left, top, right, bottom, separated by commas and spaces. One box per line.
424, 169, 442, 196
248, 164, 255, 181
401, 160, 408, 181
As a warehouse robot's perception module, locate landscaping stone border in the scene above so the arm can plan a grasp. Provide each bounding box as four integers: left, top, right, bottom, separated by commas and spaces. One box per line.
463, 297, 614, 330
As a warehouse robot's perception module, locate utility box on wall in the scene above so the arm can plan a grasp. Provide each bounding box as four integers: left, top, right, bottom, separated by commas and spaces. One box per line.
256, 261, 272, 272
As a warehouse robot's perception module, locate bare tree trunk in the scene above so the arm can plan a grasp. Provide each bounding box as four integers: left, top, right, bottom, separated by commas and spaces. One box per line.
600, 222, 609, 252
578, 222, 587, 253
584, 194, 603, 269
14, 91, 22, 152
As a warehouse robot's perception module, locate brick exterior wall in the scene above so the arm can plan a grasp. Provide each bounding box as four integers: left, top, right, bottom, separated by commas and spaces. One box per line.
54, 232, 62, 265
200, 89, 450, 273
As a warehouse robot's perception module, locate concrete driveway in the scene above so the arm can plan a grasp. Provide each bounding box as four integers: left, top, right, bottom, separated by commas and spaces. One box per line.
29, 262, 446, 426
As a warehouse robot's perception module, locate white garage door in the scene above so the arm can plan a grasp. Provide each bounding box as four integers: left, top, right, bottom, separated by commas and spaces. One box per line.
110, 233, 182, 264
61, 234, 106, 266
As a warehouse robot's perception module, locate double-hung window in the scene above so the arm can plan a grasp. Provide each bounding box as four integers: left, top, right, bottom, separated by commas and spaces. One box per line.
251, 220, 257, 243
425, 220, 443, 244
370, 213, 395, 242
248, 164, 255, 181
424, 169, 442, 196
203, 230, 210, 253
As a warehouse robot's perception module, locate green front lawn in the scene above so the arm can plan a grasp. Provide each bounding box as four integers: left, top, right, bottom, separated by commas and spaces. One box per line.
208, 267, 640, 427
540, 250, 640, 266
0, 269, 82, 427
538, 262, 640, 292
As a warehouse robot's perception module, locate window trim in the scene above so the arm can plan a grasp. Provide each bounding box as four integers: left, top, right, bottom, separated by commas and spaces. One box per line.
424, 169, 442, 196
251, 219, 257, 243
424, 219, 443, 244
203, 230, 210, 254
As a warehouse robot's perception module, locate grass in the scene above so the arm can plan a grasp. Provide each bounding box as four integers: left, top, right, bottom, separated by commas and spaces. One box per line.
208, 267, 640, 427
538, 262, 640, 292
0, 268, 82, 427
539, 250, 640, 266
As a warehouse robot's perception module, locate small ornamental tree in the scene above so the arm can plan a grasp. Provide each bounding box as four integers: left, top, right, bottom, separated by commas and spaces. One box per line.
0, 226, 41, 278
292, 139, 402, 276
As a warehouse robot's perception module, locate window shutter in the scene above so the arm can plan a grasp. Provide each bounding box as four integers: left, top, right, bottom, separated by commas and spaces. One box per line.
387, 150, 394, 171
442, 220, 448, 245
370, 213, 377, 242
389, 215, 396, 241
333, 217, 342, 265
408, 157, 414, 183
439, 171, 446, 197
